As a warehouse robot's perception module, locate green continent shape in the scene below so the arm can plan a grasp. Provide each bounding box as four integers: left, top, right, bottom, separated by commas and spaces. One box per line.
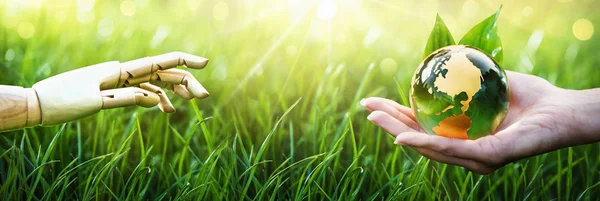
410, 50, 456, 135
463, 52, 510, 139
431, 50, 482, 138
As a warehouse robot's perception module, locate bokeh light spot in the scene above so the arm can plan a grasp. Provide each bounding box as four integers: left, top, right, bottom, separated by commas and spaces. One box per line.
461, 0, 479, 17
213, 2, 229, 21
97, 18, 114, 37
17, 22, 35, 39
286, 45, 297, 56
77, 0, 95, 12
150, 25, 171, 48
317, 0, 336, 20
396, 42, 410, 55
363, 25, 383, 48
76, 0, 95, 23
521, 6, 533, 17
212, 64, 228, 81
5, 49, 15, 61
572, 18, 594, 41
23, 0, 43, 9
120, 1, 137, 16
187, 0, 201, 11
77, 11, 95, 24
380, 58, 398, 75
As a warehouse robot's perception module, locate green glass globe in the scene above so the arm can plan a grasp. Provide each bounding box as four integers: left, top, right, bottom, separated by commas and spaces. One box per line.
410, 45, 509, 139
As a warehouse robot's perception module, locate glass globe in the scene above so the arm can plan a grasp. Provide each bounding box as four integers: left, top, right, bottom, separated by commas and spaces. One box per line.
410, 45, 509, 139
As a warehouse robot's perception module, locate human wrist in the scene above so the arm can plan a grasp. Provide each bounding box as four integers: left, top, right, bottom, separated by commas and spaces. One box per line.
561, 87, 600, 142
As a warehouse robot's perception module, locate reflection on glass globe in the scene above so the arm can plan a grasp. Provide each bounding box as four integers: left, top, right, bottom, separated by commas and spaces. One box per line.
410, 45, 509, 139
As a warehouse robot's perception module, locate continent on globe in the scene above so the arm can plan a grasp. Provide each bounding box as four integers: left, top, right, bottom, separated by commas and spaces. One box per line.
409, 45, 509, 140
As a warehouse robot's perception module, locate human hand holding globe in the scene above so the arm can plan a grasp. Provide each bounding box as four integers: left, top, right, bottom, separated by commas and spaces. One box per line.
362, 9, 600, 174
363, 71, 600, 174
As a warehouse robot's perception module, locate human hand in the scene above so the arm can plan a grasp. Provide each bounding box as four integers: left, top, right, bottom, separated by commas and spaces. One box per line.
362, 71, 600, 174
31, 52, 210, 126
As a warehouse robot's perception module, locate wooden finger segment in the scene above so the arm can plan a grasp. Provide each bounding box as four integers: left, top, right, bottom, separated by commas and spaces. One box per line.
139, 83, 176, 113
150, 81, 194, 100
173, 85, 194, 100
154, 69, 209, 99
152, 52, 209, 69
117, 52, 208, 87
101, 87, 160, 109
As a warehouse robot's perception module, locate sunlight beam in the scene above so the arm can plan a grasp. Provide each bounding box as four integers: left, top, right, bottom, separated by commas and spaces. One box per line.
217, 3, 290, 36
364, 0, 428, 23
219, 2, 317, 107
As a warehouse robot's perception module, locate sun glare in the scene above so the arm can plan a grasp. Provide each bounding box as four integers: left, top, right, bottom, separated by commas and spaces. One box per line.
77, 0, 95, 12
317, 0, 336, 20
213, 1, 229, 21
17, 22, 35, 39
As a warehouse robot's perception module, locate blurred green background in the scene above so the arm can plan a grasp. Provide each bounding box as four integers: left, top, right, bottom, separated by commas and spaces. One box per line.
1, 0, 599, 200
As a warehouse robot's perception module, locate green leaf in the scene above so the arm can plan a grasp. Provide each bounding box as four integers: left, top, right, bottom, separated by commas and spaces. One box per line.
458, 7, 504, 65
424, 14, 456, 58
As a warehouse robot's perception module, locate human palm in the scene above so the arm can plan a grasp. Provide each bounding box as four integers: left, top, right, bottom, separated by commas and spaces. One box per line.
362, 71, 599, 174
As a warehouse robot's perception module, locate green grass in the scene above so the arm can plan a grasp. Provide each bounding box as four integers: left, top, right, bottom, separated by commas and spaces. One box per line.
1, 0, 600, 200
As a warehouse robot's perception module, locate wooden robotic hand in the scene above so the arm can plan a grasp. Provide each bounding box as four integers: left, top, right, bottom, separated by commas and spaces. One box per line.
0, 52, 209, 131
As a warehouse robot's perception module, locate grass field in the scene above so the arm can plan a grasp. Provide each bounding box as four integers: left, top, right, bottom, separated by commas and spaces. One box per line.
1, 0, 600, 200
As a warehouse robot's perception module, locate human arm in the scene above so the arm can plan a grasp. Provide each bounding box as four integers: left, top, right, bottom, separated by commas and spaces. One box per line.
362, 71, 600, 174
0, 52, 210, 132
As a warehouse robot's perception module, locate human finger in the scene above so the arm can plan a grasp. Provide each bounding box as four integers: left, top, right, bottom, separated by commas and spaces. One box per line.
361, 97, 415, 119
395, 132, 506, 165
362, 97, 415, 118
409, 147, 497, 174
361, 98, 420, 130
367, 111, 418, 137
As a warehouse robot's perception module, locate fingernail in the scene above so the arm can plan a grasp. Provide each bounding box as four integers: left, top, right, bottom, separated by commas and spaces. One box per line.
394, 140, 405, 145
359, 98, 367, 107
367, 113, 375, 121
